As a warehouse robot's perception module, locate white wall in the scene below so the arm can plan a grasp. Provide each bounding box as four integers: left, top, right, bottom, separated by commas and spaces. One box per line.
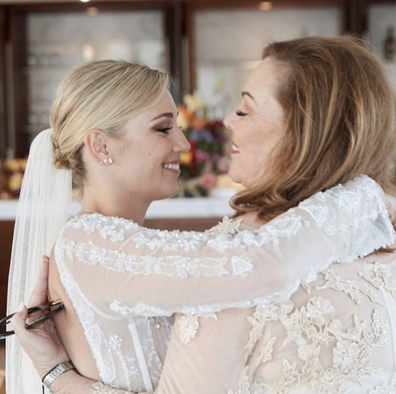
25, 11, 165, 133
194, 6, 341, 118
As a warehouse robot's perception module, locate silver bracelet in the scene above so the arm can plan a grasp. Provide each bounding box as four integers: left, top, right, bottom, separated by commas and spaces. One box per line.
42, 360, 75, 393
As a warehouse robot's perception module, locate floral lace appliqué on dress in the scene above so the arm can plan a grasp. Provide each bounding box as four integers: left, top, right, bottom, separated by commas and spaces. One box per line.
229, 262, 396, 394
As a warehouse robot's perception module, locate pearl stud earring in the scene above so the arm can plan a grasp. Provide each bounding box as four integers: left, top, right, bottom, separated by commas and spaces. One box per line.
100, 157, 113, 165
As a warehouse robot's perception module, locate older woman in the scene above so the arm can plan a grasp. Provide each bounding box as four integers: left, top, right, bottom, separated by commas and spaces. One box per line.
10, 36, 396, 394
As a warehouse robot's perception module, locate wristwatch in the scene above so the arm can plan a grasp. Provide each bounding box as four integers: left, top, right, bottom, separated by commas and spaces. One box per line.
42, 360, 75, 393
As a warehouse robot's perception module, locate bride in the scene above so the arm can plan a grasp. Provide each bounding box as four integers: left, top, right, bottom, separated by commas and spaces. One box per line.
9, 36, 396, 394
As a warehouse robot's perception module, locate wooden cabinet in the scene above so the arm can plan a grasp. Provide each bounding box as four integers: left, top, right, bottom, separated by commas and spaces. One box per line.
0, 221, 13, 319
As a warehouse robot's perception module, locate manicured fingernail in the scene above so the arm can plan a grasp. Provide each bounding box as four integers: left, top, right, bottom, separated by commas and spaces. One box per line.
17, 302, 25, 312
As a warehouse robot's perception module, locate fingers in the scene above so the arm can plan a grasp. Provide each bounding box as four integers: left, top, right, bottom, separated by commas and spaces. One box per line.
10, 303, 28, 341
27, 255, 50, 308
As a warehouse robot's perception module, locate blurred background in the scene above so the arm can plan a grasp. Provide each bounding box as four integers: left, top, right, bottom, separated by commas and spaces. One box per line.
0, 1, 396, 391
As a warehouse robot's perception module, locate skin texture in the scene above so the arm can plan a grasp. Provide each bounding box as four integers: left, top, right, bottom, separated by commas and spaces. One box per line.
224, 57, 286, 188
11, 58, 287, 393
82, 89, 191, 224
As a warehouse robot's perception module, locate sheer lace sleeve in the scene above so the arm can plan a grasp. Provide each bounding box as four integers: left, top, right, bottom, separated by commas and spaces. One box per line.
54, 175, 395, 317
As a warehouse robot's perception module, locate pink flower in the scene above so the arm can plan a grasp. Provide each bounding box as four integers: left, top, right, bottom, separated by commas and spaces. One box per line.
195, 150, 210, 163
199, 173, 217, 189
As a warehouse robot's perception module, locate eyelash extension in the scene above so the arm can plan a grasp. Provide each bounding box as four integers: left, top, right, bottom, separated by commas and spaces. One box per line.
236, 110, 247, 117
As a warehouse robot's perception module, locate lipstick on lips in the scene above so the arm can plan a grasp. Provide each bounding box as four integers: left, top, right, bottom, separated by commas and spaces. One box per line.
231, 142, 240, 154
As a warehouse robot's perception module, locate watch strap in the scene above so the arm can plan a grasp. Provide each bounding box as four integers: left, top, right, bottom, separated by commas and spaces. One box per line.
42, 360, 75, 392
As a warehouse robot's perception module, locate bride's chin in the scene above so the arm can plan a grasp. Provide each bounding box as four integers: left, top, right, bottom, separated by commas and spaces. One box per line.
162, 184, 180, 199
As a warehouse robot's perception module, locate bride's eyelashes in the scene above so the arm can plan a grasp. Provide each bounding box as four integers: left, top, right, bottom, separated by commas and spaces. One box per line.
236, 109, 247, 117
154, 124, 183, 134
155, 127, 172, 134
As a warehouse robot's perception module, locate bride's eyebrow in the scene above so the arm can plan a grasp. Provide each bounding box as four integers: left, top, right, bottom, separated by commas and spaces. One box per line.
151, 112, 174, 121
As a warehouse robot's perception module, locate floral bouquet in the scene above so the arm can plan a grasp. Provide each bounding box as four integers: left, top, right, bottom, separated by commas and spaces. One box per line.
177, 92, 231, 197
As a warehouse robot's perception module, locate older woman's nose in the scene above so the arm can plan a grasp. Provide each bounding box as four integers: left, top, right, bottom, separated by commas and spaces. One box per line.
223, 112, 234, 131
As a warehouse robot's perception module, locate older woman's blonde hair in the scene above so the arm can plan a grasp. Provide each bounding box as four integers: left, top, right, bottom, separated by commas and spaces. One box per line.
50, 60, 169, 189
232, 36, 396, 222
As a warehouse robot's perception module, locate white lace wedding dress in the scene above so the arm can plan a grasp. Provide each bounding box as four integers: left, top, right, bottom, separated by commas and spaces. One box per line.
53, 176, 395, 392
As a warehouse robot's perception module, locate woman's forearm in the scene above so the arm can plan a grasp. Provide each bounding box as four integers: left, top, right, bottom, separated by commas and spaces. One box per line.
59, 176, 393, 317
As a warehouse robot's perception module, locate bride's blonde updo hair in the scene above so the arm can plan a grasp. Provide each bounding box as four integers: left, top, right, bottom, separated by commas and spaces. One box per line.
50, 60, 169, 189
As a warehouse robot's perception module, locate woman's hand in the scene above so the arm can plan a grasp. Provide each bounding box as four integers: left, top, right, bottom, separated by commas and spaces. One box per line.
10, 256, 70, 379
10, 257, 138, 394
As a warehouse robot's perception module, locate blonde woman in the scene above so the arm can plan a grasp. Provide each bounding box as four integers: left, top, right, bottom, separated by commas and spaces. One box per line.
10, 37, 396, 394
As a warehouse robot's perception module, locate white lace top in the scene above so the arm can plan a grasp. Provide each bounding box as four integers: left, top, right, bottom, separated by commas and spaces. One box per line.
54, 176, 395, 392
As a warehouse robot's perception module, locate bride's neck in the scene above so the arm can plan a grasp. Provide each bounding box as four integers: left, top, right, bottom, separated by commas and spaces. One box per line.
81, 187, 150, 225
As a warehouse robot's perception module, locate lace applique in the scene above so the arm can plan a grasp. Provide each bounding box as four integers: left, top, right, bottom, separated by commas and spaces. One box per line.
59, 240, 232, 278
85, 327, 118, 386
370, 374, 396, 394
336, 189, 362, 214
67, 214, 137, 243
60, 271, 77, 293
231, 256, 254, 278
132, 229, 210, 251
56, 239, 76, 261
299, 198, 329, 226
316, 268, 384, 305
233, 291, 390, 394
162, 317, 172, 346
90, 382, 145, 394
125, 355, 141, 378
128, 213, 301, 251
110, 301, 173, 317
76, 304, 95, 325
68, 214, 139, 236
371, 310, 390, 347
142, 317, 164, 384
108, 335, 135, 391
244, 301, 294, 361
247, 214, 303, 246
178, 313, 218, 344
209, 216, 243, 235
257, 336, 277, 365
361, 262, 396, 298
228, 366, 251, 394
